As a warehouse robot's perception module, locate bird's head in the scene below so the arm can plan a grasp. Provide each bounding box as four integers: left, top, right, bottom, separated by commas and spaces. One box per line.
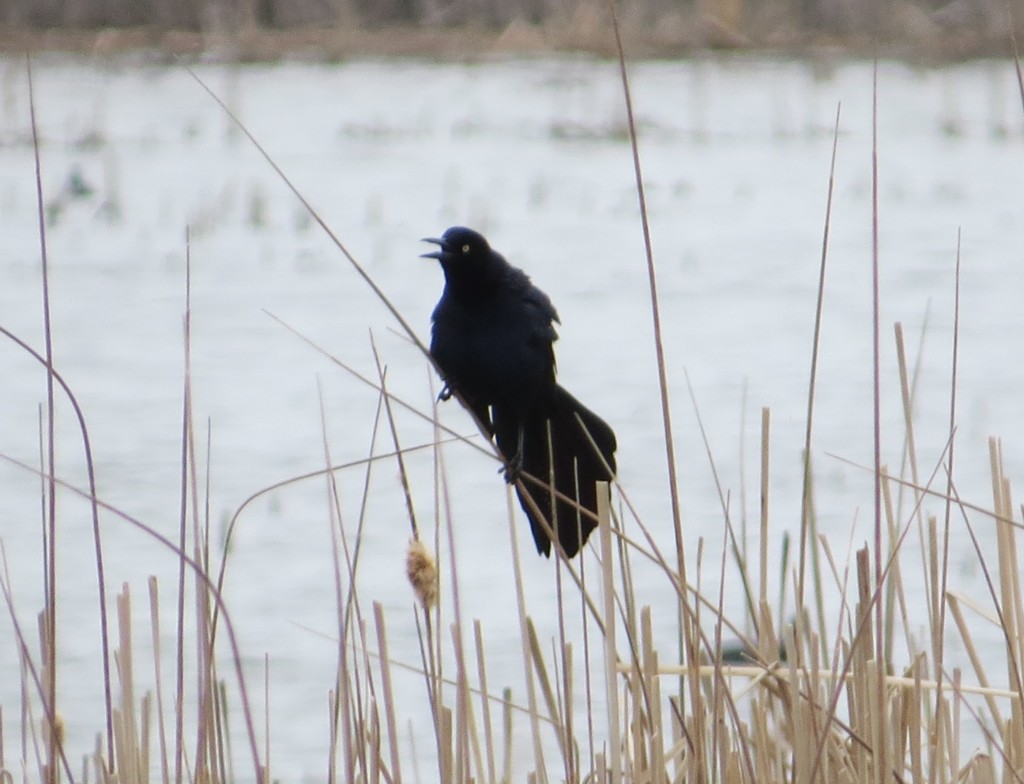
420, 226, 491, 266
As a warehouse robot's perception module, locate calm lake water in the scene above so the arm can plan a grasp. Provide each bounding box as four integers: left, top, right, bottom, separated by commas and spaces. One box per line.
1, 54, 1022, 779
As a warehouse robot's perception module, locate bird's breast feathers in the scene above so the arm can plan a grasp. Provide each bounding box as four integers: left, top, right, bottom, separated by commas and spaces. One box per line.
431, 295, 555, 402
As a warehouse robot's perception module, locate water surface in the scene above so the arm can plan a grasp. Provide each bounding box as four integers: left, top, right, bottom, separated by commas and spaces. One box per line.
1, 54, 1022, 778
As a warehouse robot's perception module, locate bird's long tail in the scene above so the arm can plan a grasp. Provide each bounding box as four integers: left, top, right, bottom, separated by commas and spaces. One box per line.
496, 385, 617, 557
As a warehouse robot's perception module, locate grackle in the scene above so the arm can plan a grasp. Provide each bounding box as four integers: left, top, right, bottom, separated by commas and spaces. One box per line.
422, 226, 617, 558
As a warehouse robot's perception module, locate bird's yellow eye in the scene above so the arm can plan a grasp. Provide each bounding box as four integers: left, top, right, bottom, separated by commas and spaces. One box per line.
462, 244, 470, 253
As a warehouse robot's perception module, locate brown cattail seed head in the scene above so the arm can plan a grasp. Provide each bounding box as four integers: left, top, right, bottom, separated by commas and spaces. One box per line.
406, 539, 438, 609
45, 712, 65, 748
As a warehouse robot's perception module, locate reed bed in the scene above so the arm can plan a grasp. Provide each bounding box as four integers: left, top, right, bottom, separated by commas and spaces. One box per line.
3, 0, 1023, 60
5, 352, 1024, 784
3, 0, 1016, 39
3, 37, 1024, 784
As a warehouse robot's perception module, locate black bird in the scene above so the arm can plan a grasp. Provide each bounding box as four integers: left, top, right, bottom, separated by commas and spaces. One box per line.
422, 226, 617, 557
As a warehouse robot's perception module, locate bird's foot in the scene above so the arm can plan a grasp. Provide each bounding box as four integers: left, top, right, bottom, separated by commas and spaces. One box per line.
500, 452, 523, 484
438, 384, 454, 402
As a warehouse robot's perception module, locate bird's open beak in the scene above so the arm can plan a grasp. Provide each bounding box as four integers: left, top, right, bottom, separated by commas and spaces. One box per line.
420, 237, 447, 260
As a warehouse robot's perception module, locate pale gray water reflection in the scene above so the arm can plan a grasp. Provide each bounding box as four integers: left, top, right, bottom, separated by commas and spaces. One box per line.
0, 54, 1022, 778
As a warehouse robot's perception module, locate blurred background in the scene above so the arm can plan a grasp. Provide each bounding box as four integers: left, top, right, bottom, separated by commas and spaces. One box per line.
0, 0, 1020, 58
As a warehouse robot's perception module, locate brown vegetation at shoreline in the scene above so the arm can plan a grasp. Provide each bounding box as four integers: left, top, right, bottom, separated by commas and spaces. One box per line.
0, 0, 1019, 61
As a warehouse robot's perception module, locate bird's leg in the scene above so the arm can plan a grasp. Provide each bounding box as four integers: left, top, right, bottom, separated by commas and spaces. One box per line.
501, 422, 525, 484
438, 383, 454, 402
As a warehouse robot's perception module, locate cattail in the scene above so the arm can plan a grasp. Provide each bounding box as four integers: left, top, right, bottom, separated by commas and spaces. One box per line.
405, 538, 438, 610
46, 711, 65, 748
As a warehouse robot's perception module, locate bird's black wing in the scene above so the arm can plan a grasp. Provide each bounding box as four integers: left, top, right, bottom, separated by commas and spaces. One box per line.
507, 266, 560, 380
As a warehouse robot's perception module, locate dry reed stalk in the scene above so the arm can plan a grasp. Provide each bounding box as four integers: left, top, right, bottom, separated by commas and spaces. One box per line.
685, 371, 757, 632
371, 603, 402, 783
319, 380, 371, 782
599, 481, 621, 784
26, 56, 59, 784
525, 619, 565, 762
935, 231, 963, 783
0, 549, 74, 784
989, 440, 1024, 773
114, 586, 140, 780
504, 485, 549, 783
891, 324, 920, 663
435, 476, 478, 783
797, 101, 843, 669
147, 577, 171, 784
173, 233, 194, 784
578, 549, 598, 777
14, 53, 116, 784
472, 620, 497, 784
759, 407, 770, 617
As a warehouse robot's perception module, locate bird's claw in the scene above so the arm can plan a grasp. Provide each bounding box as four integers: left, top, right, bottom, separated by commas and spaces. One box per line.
501, 452, 523, 484
438, 384, 454, 402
